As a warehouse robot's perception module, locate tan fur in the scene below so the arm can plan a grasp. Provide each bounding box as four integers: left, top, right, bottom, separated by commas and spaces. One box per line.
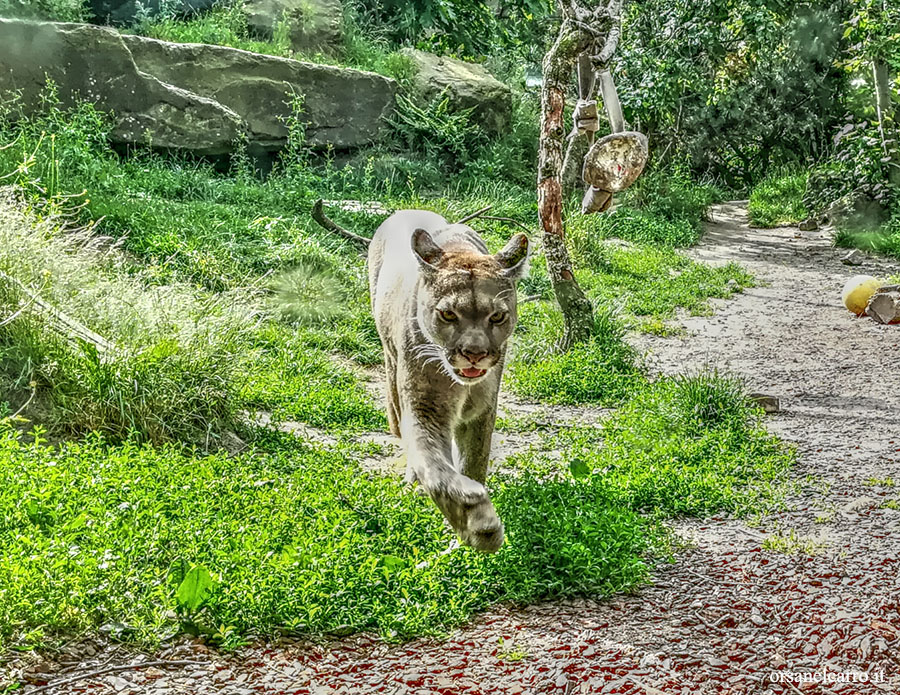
367, 210, 528, 553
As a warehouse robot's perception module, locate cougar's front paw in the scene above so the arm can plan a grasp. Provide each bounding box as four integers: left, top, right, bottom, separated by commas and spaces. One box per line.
461, 501, 505, 553
431, 477, 505, 553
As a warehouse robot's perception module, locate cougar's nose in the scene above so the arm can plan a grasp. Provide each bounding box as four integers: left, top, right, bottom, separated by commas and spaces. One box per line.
461, 349, 488, 365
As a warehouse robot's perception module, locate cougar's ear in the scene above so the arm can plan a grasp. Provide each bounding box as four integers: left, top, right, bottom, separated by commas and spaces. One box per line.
495, 233, 530, 280
411, 228, 443, 271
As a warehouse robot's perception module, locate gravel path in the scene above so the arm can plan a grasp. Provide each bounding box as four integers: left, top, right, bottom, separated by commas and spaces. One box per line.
7, 203, 900, 694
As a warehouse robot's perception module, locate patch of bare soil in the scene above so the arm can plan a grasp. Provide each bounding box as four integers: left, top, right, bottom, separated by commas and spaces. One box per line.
7, 203, 900, 694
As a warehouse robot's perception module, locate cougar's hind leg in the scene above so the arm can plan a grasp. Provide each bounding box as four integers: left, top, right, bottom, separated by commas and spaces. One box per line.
384, 350, 401, 438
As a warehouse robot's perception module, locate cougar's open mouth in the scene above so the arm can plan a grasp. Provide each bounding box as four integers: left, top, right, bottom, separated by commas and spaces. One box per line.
458, 366, 487, 379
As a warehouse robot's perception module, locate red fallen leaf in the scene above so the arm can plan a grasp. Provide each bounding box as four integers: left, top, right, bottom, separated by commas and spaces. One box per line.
869, 619, 900, 638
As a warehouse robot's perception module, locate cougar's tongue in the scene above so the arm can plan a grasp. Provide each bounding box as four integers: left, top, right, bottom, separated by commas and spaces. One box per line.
460, 367, 486, 378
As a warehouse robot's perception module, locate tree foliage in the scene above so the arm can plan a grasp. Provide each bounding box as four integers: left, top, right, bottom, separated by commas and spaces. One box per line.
358, 0, 555, 58
617, 0, 849, 187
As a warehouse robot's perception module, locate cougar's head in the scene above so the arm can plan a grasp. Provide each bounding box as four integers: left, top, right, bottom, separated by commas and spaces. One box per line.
412, 227, 529, 385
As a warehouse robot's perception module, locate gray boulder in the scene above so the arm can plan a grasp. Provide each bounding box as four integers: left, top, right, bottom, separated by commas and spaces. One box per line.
244, 0, 343, 55
401, 48, 512, 134
0, 19, 243, 154
0, 19, 396, 154
122, 34, 395, 149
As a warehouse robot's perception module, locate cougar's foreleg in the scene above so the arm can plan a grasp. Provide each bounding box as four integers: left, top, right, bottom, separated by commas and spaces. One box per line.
401, 413, 504, 553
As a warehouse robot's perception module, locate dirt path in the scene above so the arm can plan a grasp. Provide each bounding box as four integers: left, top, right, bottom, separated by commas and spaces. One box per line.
8, 203, 900, 694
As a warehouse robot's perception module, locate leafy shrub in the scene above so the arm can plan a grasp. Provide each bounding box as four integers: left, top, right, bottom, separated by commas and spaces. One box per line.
390, 93, 486, 168
357, 0, 553, 59
618, 2, 847, 188
748, 169, 809, 227
805, 119, 899, 216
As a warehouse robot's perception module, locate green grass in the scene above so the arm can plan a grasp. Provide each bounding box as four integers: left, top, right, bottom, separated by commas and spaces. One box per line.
590, 164, 725, 247
748, 170, 809, 227
0, 96, 753, 420
833, 215, 900, 261
129, 0, 416, 84
508, 309, 646, 406
0, 423, 655, 648
507, 370, 795, 517
0, 93, 793, 652
0, 366, 793, 650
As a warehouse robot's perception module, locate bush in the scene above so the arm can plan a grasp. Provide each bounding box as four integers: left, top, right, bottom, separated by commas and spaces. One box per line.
805, 119, 900, 216
390, 93, 486, 169
748, 169, 809, 227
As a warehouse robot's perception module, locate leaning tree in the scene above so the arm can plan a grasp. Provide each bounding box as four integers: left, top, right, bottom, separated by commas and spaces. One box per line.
538, 0, 647, 350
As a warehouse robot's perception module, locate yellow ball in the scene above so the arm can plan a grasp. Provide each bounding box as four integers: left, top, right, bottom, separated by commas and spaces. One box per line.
842, 275, 881, 316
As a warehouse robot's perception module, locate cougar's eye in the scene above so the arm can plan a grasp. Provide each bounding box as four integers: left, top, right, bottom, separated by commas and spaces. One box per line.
489, 311, 508, 324
439, 309, 458, 322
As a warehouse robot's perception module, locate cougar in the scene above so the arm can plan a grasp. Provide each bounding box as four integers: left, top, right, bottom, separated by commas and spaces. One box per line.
368, 210, 529, 553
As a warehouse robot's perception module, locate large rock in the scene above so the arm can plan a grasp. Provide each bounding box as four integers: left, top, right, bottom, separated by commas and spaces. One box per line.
821, 192, 889, 230
0, 19, 243, 154
88, 0, 219, 26
122, 34, 395, 149
401, 48, 512, 134
0, 19, 396, 154
244, 0, 343, 55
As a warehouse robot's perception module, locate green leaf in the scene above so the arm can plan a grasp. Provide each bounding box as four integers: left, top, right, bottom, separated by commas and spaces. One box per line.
381, 555, 404, 572
569, 458, 591, 480
176, 566, 216, 613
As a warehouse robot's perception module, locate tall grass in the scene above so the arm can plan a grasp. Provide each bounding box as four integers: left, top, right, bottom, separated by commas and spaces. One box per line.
748, 169, 809, 227
0, 190, 258, 443
833, 216, 900, 260
128, 0, 416, 83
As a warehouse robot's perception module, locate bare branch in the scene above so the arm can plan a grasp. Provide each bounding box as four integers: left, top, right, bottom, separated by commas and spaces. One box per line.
457, 205, 493, 224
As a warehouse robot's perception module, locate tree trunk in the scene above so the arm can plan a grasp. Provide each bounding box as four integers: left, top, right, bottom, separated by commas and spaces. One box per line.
873, 58, 893, 156
538, 17, 595, 351
873, 58, 892, 122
